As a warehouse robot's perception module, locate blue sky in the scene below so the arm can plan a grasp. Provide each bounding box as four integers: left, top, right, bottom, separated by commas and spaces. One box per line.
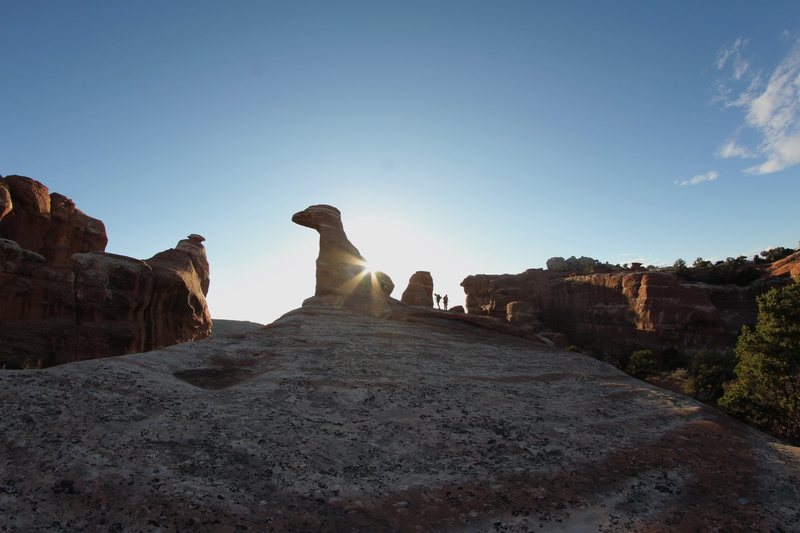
2, 1, 799, 322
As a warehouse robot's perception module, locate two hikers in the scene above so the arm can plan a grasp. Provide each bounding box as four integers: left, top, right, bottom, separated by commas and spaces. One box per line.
434, 293, 449, 310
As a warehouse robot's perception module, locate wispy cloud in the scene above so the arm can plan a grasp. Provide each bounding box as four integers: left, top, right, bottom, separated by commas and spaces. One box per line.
713, 36, 800, 174
675, 170, 719, 187
716, 140, 753, 158
715, 37, 750, 80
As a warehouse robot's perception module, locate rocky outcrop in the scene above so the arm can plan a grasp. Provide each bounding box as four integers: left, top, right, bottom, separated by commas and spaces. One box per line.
769, 249, 800, 279
0, 175, 211, 367
292, 204, 393, 313
462, 266, 791, 359
1, 304, 798, 531
0, 181, 11, 221
0, 175, 107, 263
400, 270, 434, 307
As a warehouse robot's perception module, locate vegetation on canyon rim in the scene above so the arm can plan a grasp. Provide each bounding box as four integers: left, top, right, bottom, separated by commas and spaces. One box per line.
626, 276, 800, 445
720, 277, 800, 444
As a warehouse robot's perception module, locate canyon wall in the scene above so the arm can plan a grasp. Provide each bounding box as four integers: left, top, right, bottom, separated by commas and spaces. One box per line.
461, 255, 799, 359
0, 175, 211, 367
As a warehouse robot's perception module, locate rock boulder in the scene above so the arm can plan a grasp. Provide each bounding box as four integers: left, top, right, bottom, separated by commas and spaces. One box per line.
401, 271, 434, 307
0, 175, 107, 262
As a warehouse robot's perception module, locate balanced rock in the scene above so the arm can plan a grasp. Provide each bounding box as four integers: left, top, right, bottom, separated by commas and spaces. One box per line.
401, 271, 434, 307
292, 204, 393, 312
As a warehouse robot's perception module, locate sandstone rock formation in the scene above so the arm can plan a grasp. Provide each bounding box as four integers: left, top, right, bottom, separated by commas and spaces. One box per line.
768, 249, 800, 279
400, 270, 434, 306
1, 304, 798, 530
0, 175, 107, 263
0, 181, 11, 221
292, 204, 393, 313
462, 266, 791, 359
0, 175, 211, 367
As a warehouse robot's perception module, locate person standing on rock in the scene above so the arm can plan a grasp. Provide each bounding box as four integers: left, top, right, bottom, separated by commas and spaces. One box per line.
434, 293, 442, 309
443, 294, 449, 311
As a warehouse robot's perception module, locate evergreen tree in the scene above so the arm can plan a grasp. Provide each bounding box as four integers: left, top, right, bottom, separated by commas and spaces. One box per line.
720, 278, 800, 443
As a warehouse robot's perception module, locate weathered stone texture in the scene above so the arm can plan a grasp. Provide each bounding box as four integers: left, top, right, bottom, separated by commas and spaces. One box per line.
0, 304, 797, 531
0, 175, 211, 367
461, 266, 792, 357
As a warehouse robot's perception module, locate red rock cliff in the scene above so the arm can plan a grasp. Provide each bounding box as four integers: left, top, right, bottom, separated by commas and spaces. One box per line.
461, 260, 796, 358
0, 175, 211, 367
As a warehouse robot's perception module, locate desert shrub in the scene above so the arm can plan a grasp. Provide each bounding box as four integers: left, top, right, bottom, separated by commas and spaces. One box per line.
683, 350, 736, 402
719, 278, 800, 444
693, 257, 714, 269
626, 349, 660, 379
759, 247, 795, 263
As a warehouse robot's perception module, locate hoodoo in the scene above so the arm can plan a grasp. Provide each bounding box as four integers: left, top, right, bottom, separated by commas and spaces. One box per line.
292, 204, 394, 313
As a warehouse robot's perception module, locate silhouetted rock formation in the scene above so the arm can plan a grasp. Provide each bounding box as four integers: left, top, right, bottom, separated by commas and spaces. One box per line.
401, 271, 434, 307
0, 175, 211, 367
292, 204, 393, 314
462, 264, 793, 359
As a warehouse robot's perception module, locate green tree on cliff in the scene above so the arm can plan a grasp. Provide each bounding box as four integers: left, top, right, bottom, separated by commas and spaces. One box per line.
720, 278, 800, 443
760, 247, 795, 263
683, 350, 736, 402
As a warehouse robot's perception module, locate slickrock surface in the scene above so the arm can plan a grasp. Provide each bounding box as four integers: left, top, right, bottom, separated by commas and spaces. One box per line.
2, 304, 798, 531
769, 249, 800, 279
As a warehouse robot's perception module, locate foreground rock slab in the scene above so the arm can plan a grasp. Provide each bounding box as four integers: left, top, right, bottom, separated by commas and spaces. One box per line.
1, 305, 798, 531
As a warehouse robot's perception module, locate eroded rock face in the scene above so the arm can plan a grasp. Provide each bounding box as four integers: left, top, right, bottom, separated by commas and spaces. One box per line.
769, 249, 800, 279
292, 204, 393, 313
0, 175, 107, 262
145, 236, 212, 348
0, 181, 11, 222
0, 174, 211, 367
401, 271, 434, 307
461, 267, 790, 358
